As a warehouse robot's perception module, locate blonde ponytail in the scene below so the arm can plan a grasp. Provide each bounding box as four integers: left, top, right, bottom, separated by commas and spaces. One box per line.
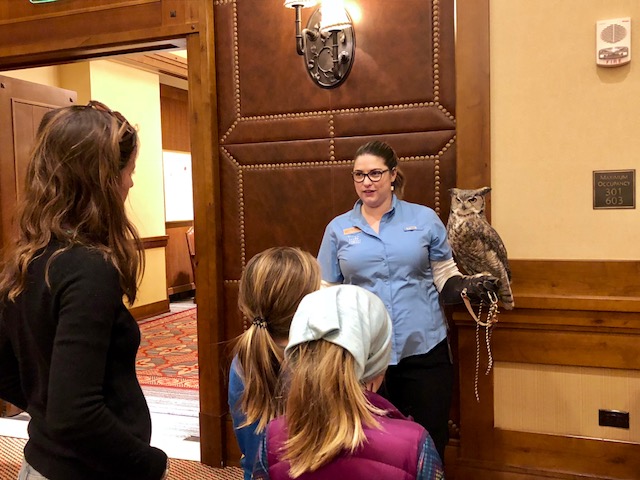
282, 340, 386, 478
235, 323, 285, 431
232, 247, 321, 432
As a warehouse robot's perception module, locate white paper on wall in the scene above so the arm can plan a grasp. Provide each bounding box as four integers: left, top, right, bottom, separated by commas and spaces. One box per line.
162, 150, 194, 222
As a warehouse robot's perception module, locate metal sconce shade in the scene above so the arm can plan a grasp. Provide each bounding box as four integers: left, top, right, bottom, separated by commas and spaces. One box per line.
286, 3, 355, 89
320, 0, 351, 32
283, 0, 319, 8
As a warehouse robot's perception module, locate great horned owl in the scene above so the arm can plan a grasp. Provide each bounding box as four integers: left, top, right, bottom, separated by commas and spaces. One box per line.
447, 187, 514, 310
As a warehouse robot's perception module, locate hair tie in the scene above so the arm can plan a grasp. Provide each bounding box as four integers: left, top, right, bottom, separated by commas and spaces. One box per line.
252, 316, 267, 329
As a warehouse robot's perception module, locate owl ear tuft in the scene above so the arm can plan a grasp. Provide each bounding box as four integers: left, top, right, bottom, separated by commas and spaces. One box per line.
478, 186, 491, 196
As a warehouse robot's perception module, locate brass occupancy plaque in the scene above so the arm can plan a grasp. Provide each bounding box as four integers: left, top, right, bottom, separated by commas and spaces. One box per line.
593, 169, 635, 209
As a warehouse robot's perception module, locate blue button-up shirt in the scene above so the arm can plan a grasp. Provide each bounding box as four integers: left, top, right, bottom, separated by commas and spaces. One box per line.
318, 196, 451, 365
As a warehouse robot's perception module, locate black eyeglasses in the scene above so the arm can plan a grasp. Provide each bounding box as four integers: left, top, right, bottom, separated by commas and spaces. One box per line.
351, 169, 390, 183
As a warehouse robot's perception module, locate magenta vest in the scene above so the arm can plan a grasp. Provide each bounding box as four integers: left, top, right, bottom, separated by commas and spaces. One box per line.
265, 392, 426, 480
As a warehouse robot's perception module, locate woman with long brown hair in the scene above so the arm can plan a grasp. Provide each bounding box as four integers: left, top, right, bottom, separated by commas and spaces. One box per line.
0, 102, 168, 480
228, 246, 321, 480
253, 285, 444, 480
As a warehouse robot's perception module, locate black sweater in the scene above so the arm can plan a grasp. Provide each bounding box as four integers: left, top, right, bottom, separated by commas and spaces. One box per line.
0, 243, 167, 480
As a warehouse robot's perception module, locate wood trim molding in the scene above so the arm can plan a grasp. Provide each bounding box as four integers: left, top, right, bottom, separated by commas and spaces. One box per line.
0, 31, 189, 71
129, 298, 170, 321
114, 52, 188, 80
510, 259, 640, 313
166, 220, 194, 228
140, 235, 169, 250
168, 283, 195, 296
0, 0, 159, 27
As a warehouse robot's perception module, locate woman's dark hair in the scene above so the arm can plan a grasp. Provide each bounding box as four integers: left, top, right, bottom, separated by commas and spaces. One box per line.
0, 101, 143, 304
354, 141, 405, 198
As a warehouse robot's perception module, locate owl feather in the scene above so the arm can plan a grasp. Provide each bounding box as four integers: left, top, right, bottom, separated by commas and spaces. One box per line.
447, 186, 514, 309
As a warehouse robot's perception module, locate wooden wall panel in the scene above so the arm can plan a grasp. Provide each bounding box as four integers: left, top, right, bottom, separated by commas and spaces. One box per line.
452, 259, 640, 479
231, 2, 446, 117
165, 221, 195, 295
160, 84, 190, 152
214, 0, 456, 275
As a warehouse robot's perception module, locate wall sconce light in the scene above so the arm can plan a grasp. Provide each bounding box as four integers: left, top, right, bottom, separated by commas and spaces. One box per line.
284, 0, 356, 88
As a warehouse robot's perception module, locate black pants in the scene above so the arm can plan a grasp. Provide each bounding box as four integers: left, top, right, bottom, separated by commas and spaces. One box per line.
378, 339, 453, 463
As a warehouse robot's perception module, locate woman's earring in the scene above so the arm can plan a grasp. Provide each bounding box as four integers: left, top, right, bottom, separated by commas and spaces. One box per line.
391, 185, 395, 191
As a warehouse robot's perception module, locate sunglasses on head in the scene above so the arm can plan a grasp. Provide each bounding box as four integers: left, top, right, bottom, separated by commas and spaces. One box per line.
85, 100, 135, 135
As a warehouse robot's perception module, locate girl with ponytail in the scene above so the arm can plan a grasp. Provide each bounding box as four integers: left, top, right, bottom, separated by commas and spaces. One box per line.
228, 247, 321, 480
253, 285, 444, 480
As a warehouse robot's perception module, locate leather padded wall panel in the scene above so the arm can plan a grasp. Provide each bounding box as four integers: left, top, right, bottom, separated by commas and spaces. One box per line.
213, 0, 456, 337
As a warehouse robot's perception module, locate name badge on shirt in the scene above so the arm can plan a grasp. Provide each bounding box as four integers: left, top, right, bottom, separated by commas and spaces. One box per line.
404, 225, 418, 231
343, 226, 362, 245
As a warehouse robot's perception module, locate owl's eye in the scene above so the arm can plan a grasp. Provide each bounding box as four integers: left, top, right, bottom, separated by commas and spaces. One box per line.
469, 197, 477, 203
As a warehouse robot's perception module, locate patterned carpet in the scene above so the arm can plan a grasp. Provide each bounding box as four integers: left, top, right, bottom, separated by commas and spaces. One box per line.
0, 436, 243, 480
136, 307, 199, 390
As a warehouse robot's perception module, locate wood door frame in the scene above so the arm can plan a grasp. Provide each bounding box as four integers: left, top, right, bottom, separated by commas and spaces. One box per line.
0, 0, 490, 470
456, 0, 491, 206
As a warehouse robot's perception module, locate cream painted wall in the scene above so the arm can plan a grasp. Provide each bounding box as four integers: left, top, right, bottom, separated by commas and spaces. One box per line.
89, 60, 167, 307
58, 63, 92, 104
490, 1, 640, 260
2, 61, 168, 309
1, 66, 60, 86
494, 362, 640, 442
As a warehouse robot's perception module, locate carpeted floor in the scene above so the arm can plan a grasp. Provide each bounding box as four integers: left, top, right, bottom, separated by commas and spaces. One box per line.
136, 307, 199, 390
0, 436, 242, 480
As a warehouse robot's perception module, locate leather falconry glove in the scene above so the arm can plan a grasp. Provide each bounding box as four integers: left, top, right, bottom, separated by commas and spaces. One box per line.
440, 274, 501, 305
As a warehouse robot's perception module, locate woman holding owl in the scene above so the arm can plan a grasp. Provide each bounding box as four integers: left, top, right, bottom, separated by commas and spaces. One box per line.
317, 140, 498, 463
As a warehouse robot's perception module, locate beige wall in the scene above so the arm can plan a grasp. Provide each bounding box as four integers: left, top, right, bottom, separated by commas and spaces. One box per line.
88, 60, 167, 307
494, 362, 640, 442
2, 65, 60, 86
58, 63, 92, 104
491, 1, 640, 260
3, 61, 168, 309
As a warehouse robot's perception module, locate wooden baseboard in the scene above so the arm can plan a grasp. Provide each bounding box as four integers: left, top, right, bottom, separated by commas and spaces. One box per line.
168, 283, 196, 296
140, 235, 169, 250
129, 298, 170, 321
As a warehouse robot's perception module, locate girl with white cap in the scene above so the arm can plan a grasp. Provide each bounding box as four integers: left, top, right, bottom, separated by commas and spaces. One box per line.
253, 285, 444, 480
